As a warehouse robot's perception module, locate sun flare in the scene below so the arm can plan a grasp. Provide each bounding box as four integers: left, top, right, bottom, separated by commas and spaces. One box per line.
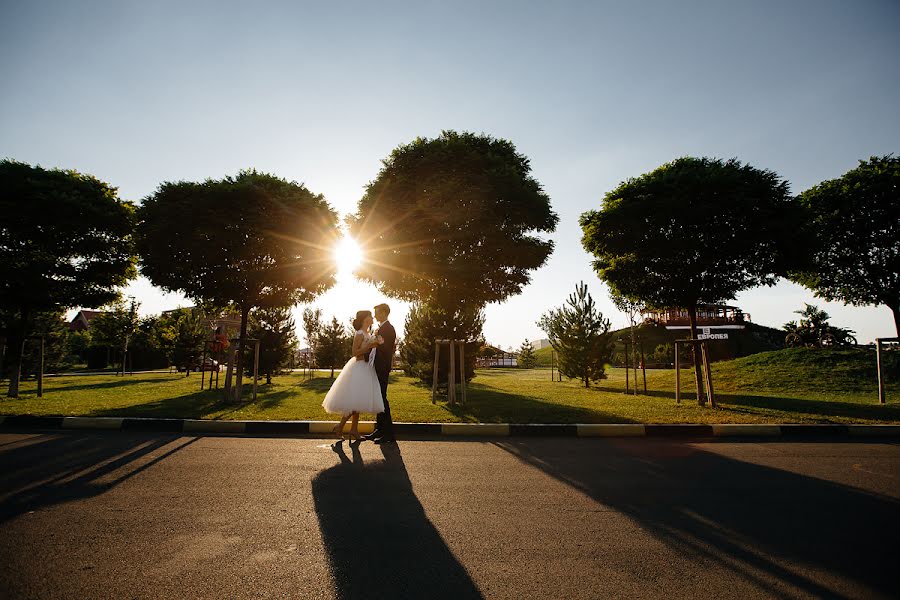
334, 234, 363, 279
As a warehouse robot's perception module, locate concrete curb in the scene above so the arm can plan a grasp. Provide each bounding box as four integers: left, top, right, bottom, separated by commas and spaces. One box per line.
1, 416, 899, 438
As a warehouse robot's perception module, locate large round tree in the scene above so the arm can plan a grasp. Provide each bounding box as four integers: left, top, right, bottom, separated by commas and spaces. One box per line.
0, 160, 136, 397
790, 155, 900, 335
136, 170, 338, 400
580, 156, 794, 404
347, 131, 558, 383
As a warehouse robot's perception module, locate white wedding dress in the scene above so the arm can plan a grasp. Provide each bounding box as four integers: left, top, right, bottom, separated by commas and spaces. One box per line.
321, 330, 385, 416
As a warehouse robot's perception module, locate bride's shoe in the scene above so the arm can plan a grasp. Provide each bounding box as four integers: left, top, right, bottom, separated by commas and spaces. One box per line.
332, 425, 343, 439
348, 430, 362, 442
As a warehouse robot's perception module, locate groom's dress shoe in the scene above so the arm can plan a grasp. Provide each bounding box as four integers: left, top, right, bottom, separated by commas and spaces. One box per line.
361, 432, 380, 442
373, 437, 396, 445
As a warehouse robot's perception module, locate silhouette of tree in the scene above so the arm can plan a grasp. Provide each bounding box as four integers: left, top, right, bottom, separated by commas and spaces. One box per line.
581, 156, 794, 402
0, 160, 136, 397
790, 155, 900, 335
137, 170, 338, 399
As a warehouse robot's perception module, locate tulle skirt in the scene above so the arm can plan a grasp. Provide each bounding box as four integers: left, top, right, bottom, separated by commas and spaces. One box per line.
321, 356, 385, 416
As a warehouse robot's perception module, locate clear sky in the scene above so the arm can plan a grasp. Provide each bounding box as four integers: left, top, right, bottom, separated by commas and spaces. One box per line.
2, 0, 898, 349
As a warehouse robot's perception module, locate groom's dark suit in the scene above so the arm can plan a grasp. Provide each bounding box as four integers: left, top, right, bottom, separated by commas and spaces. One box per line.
373, 320, 396, 439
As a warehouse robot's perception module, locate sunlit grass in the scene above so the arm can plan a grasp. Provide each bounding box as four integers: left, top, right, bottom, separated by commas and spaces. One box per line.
2, 361, 897, 424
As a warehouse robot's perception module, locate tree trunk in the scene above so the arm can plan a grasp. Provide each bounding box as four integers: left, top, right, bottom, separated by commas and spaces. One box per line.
687, 304, 706, 406
891, 303, 900, 337
630, 319, 638, 396
6, 308, 29, 398
234, 305, 250, 402
266, 372, 272, 385
330, 366, 335, 378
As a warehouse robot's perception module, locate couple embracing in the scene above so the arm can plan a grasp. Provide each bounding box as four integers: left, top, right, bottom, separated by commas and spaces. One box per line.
321, 303, 397, 445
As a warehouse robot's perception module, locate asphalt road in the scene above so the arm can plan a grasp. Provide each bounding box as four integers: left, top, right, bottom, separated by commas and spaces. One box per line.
1, 432, 898, 599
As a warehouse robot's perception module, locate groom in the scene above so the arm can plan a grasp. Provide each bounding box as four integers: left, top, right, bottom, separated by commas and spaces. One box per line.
364, 303, 396, 444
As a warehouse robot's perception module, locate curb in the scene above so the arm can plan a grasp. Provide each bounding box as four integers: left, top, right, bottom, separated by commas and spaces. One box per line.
1, 416, 899, 438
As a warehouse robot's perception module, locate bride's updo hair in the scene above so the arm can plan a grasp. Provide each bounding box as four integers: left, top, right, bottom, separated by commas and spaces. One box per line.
353, 310, 372, 331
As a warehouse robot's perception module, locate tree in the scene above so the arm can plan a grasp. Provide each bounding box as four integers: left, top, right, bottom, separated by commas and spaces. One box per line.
0, 160, 136, 397
14, 310, 71, 378
137, 170, 338, 400
89, 298, 139, 375
517, 339, 537, 369
168, 309, 208, 374
789, 155, 900, 335
315, 317, 351, 378
248, 306, 298, 384
610, 292, 643, 395
347, 131, 558, 376
401, 300, 484, 386
301, 307, 323, 370
538, 282, 613, 388
580, 156, 793, 403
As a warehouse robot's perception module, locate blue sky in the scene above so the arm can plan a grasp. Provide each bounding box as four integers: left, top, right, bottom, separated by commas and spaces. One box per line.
2, 0, 898, 348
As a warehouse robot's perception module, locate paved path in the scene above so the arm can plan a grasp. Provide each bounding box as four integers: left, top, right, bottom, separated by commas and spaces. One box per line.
1, 432, 898, 599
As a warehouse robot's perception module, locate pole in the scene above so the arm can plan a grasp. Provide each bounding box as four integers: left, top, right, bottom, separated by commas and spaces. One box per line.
640, 340, 647, 394
432, 340, 440, 404
702, 341, 716, 408
37, 336, 44, 398
253, 340, 260, 402
459, 342, 466, 406
877, 339, 886, 405
201, 347, 208, 390
624, 341, 630, 394
448, 339, 456, 406
675, 342, 681, 404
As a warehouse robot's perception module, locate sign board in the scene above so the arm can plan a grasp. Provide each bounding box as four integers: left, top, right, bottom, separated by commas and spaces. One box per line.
697, 327, 728, 340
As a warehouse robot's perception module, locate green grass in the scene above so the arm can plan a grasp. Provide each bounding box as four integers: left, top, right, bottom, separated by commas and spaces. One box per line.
2, 348, 898, 424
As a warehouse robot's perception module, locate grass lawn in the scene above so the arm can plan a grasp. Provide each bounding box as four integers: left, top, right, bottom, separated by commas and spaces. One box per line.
2, 348, 898, 423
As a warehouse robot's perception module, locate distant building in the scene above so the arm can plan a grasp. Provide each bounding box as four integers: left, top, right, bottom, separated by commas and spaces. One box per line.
642, 304, 750, 330
69, 309, 105, 331
477, 344, 518, 367
532, 338, 552, 350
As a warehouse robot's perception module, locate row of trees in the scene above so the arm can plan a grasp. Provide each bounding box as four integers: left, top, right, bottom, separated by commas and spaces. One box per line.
579, 155, 898, 401
2, 130, 559, 397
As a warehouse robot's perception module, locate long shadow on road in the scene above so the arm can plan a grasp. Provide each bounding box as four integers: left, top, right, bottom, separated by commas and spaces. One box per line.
312, 441, 483, 600
0, 432, 196, 523
493, 438, 900, 598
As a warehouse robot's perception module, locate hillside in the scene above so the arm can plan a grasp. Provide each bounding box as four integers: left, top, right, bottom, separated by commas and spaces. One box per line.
532, 321, 785, 366
712, 347, 899, 393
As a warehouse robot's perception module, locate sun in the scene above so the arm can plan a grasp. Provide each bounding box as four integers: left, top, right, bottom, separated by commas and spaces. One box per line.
334, 234, 363, 279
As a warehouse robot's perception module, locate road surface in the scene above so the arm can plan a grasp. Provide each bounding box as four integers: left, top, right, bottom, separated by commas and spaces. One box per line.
1, 432, 898, 599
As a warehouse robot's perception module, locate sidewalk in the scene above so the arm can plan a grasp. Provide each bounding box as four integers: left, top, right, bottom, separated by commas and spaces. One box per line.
2, 415, 898, 437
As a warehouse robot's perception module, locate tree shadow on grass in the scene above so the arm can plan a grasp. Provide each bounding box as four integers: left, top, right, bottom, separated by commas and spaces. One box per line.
439, 381, 639, 424
493, 438, 900, 598
0, 432, 197, 523
86, 388, 245, 419
34, 376, 176, 394
312, 441, 482, 599
715, 393, 900, 422
297, 377, 337, 393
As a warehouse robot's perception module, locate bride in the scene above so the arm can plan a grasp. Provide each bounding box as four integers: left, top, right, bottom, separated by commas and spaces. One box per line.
321, 310, 385, 441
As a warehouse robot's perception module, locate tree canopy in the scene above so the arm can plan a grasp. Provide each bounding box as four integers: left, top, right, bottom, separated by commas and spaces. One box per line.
347, 130, 558, 307
0, 160, 136, 315
789, 155, 900, 335
580, 156, 794, 325
0, 159, 136, 396
137, 170, 338, 312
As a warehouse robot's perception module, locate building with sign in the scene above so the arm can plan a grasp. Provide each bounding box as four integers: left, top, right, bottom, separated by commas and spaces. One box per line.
642, 304, 749, 331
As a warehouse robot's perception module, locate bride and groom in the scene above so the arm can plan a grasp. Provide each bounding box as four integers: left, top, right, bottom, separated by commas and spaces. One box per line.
321, 303, 397, 445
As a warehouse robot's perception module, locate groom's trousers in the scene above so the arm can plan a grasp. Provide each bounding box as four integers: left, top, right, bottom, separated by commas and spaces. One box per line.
375, 369, 394, 438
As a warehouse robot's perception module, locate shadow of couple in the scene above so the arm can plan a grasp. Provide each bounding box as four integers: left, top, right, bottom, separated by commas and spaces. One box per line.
312, 440, 483, 600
